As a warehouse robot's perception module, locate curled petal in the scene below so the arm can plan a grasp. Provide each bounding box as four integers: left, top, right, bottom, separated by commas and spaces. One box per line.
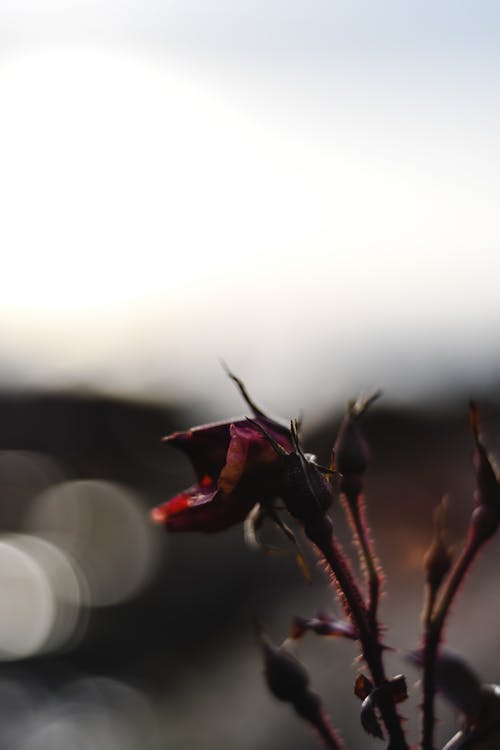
354, 674, 374, 701
152, 469, 261, 533
163, 417, 291, 481
217, 424, 252, 494
356, 675, 407, 741
219, 422, 291, 495
157, 406, 292, 533
243, 503, 265, 550
162, 420, 234, 482
360, 693, 384, 740
292, 614, 356, 641
151, 478, 220, 531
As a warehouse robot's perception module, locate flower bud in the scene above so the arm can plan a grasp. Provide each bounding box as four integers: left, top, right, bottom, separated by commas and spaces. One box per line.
334, 394, 379, 496
282, 451, 334, 543
424, 535, 453, 591
470, 505, 499, 544
334, 417, 371, 479
254, 420, 336, 548
261, 637, 310, 705
469, 403, 500, 541
260, 633, 342, 749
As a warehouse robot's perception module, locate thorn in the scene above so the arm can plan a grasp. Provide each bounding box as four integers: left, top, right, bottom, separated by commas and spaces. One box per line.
220, 360, 268, 418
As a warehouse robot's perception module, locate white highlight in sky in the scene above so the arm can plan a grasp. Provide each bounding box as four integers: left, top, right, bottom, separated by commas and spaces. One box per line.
0, 44, 499, 410
0, 48, 327, 316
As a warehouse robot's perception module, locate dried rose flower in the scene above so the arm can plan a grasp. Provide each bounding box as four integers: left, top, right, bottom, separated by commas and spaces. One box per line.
151, 416, 292, 532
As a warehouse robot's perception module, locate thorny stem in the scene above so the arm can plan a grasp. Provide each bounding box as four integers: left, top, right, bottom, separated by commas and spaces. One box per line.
308, 522, 409, 750
421, 627, 439, 750
343, 488, 381, 625
433, 534, 481, 631
421, 582, 436, 633
421, 404, 499, 750
421, 534, 482, 750
297, 702, 345, 750
247, 387, 405, 746
312, 713, 346, 750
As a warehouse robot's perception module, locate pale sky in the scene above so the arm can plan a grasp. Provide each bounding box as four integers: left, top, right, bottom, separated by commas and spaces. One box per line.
1, 1, 500, 416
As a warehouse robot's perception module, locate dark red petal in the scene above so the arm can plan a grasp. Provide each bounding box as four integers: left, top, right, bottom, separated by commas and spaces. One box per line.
292, 614, 356, 640
217, 424, 252, 495
151, 484, 217, 525
157, 414, 292, 533
151, 480, 257, 533
162, 420, 233, 481
162, 417, 292, 481
151, 492, 191, 524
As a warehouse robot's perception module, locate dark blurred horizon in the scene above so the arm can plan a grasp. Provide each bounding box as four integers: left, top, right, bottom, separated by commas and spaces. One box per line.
0, 387, 499, 747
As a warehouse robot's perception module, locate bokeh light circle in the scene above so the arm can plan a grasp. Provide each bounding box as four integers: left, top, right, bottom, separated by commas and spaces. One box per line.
0, 536, 53, 659
0, 534, 86, 659
0, 451, 66, 529
26, 480, 159, 606
18, 677, 156, 750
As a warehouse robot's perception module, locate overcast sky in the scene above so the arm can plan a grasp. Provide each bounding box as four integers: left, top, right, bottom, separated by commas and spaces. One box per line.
1, 1, 500, 417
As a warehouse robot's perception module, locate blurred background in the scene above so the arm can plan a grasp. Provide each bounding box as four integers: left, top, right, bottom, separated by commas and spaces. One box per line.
1, 1, 500, 747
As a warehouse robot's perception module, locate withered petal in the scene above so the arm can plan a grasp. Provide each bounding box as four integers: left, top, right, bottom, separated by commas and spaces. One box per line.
157, 415, 292, 533
162, 417, 291, 483
151, 480, 219, 528
162, 420, 234, 481
217, 424, 253, 494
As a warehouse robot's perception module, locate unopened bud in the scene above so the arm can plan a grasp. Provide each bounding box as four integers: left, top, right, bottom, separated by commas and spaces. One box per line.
470, 403, 500, 518
424, 536, 453, 590
335, 417, 370, 477
249, 418, 334, 543
334, 394, 379, 495
260, 632, 342, 748
262, 638, 310, 705
470, 505, 499, 543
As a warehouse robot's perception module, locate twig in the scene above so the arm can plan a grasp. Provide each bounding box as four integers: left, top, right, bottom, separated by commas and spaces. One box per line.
343, 488, 381, 625
421, 404, 500, 750
307, 520, 409, 750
